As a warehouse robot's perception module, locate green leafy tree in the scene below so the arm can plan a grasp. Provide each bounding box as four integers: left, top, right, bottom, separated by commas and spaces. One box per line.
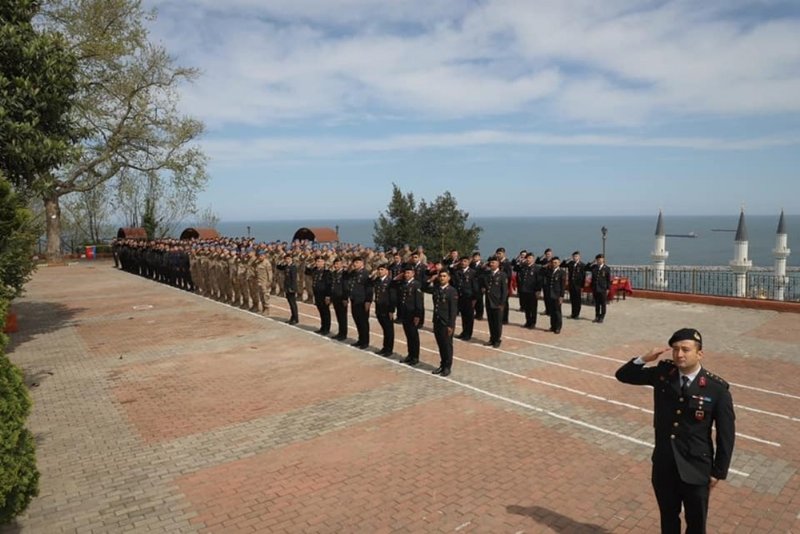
37, 0, 207, 258
373, 184, 482, 258
0, 177, 38, 301
0, 0, 77, 193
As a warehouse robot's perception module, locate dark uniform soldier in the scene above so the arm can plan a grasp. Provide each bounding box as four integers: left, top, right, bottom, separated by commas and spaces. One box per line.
329, 258, 349, 340
515, 253, 541, 329
398, 264, 425, 366
590, 253, 612, 323
469, 252, 485, 320
277, 254, 299, 324
308, 257, 332, 335
615, 328, 735, 534
483, 256, 508, 348
565, 251, 586, 319
429, 270, 458, 376
373, 264, 396, 356
543, 257, 567, 334
452, 256, 479, 341
495, 248, 513, 324
347, 257, 373, 349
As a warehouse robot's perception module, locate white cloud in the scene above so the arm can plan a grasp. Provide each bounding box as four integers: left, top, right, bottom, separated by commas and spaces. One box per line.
145, 0, 800, 127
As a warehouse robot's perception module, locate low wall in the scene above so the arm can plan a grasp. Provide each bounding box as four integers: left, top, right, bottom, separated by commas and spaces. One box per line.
633, 289, 800, 314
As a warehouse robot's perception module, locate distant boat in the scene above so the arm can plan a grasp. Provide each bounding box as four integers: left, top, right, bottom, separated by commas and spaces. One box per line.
711, 228, 736, 232
666, 232, 698, 238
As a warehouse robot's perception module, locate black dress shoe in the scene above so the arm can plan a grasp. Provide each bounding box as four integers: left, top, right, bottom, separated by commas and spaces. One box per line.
460, 336, 471, 341
440, 368, 451, 377
314, 329, 323, 334
554, 329, 561, 334
432, 367, 444, 375
456, 333, 465, 339
492, 342, 501, 348
400, 356, 418, 365
350, 341, 362, 346
592, 318, 600, 323
333, 334, 346, 340
598, 317, 604, 323
288, 319, 298, 325
319, 330, 329, 335
484, 341, 495, 346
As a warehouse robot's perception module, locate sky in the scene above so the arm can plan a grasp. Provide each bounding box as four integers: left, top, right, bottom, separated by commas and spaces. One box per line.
143, 0, 800, 221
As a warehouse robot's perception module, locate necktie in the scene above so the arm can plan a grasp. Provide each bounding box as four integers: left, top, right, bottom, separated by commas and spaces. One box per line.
681, 376, 690, 395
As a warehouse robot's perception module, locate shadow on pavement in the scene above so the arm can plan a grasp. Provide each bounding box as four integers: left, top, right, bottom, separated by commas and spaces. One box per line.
506, 504, 611, 533
5, 301, 84, 354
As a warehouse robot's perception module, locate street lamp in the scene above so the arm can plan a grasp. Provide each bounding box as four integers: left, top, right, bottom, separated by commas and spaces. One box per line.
601, 226, 608, 258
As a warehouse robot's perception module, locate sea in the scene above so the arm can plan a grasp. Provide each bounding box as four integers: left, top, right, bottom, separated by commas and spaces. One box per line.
217, 214, 799, 268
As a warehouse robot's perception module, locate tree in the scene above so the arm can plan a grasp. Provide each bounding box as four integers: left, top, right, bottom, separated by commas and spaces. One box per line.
0, 176, 38, 301
0, 0, 77, 194
62, 181, 112, 244
373, 184, 482, 258
37, 0, 207, 258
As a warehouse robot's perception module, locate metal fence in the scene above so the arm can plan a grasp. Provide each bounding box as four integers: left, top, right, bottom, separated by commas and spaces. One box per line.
611, 266, 800, 302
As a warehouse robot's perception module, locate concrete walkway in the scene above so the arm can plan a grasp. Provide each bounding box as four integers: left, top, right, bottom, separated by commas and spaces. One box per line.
3, 260, 799, 533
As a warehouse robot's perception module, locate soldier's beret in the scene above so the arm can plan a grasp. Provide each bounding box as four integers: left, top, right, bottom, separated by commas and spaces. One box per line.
403, 263, 415, 271
488, 256, 499, 262
572, 250, 580, 255
551, 256, 560, 261
495, 247, 505, 253
595, 253, 604, 259
668, 328, 702, 348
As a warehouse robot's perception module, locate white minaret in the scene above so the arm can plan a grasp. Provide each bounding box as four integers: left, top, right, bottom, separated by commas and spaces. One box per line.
729, 209, 752, 297
650, 210, 668, 289
772, 210, 790, 301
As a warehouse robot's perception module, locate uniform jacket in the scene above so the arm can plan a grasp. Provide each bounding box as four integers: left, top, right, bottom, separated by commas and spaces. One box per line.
347, 268, 373, 304
543, 267, 567, 300
515, 263, 541, 294
398, 279, 425, 321
616, 359, 736, 484
330, 269, 347, 300
565, 260, 586, 290
430, 284, 459, 328
373, 275, 396, 313
484, 270, 509, 309
452, 267, 480, 300
591, 263, 612, 292
277, 263, 298, 293
307, 266, 332, 297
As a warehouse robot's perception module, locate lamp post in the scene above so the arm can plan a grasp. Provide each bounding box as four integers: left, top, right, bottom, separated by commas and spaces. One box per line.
601, 226, 608, 258
246, 225, 251, 238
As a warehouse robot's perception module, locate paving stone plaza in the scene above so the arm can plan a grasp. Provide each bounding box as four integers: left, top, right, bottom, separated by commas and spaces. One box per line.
3, 261, 799, 533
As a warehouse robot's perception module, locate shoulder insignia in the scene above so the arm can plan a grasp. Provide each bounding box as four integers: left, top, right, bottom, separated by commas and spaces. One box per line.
704, 370, 730, 389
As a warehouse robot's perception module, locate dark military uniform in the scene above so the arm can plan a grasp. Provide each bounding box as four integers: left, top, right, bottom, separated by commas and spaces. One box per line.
483, 268, 508, 347
430, 283, 458, 375
543, 265, 567, 333
330, 267, 348, 339
277, 262, 299, 323
451, 265, 479, 340
373, 273, 396, 355
347, 267, 373, 348
565, 257, 585, 319
308, 265, 332, 334
616, 338, 735, 534
591, 262, 612, 322
398, 277, 425, 365
515, 261, 541, 328
469, 258, 485, 320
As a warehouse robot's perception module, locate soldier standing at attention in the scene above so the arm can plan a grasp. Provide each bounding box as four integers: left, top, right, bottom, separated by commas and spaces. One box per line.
615, 328, 735, 534
565, 251, 586, 319
309, 256, 332, 335
452, 256, 479, 341
470, 251, 485, 320
398, 264, 424, 366
495, 247, 513, 324
483, 256, 508, 348
515, 253, 541, 329
429, 270, 458, 377
277, 254, 299, 324
347, 257, 373, 349
329, 258, 349, 340
543, 257, 567, 334
591, 253, 612, 323
255, 250, 272, 315
372, 264, 396, 356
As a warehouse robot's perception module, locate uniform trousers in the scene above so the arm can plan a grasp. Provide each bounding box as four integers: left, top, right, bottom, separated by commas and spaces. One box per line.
486, 306, 503, 343
285, 291, 298, 322
332, 297, 348, 337
433, 321, 454, 370
518, 292, 538, 327
314, 291, 331, 333
569, 286, 582, 318
458, 298, 475, 338
351, 301, 370, 346
652, 454, 710, 534
402, 317, 420, 361
376, 308, 394, 352
548, 297, 563, 332
594, 290, 608, 319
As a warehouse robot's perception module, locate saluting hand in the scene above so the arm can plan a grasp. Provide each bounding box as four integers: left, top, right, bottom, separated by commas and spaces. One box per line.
641, 347, 670, 363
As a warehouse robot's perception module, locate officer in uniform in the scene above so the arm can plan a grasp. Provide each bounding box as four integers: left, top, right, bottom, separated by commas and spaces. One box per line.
495, 248, 513, 324
615, 328, 735, 534
483, 256, 508, 348
543, 257, 566, 334
347, 257, 373, 349
565, 251, 586, 319
277, 254, 299, 324
452, 256, 479, 341
372, 263, 396, 356
470, 251, 485, 320
590, 253, 611, 323
308, 256, 332, 334
515, 253, 541, 329
329, 258, 349, 340
398, 264, 424, 366
429, 270, 458, 376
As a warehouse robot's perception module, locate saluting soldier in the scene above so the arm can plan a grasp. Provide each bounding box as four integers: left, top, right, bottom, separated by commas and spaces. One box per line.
254, 250, 272, 314
398, 264, 424, 366
515, 253, 541, 329
590, 253, 612, 323
372, 263, 396, 356
329, 258, 349, 340
452, 256, 479, 341
543, 257, 567, 334
429, 270, 458, 376
615, 328, 735, 534
565, 251, 586, 319
483, 256, 508, 348
308, 256, 332, 335
470, 251, 485, 320
277, 254, 299, 324
347, 257, 373, 349
495, 248, 514, 324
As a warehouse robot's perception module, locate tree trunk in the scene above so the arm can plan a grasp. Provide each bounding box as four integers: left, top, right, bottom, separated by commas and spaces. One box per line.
44, 194, 63, 260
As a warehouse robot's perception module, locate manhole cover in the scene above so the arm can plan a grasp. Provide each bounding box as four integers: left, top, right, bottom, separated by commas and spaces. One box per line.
132, 305, 154, 311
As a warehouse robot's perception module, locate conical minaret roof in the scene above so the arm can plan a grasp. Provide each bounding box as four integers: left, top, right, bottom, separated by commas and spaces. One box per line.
777, 209, 787, 235
735, 209, 748, 242
654, 210, 665, 236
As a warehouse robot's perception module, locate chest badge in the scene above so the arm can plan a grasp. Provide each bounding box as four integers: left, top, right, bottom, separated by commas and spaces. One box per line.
698, 376, 707, 388
695, 410, 705, 421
